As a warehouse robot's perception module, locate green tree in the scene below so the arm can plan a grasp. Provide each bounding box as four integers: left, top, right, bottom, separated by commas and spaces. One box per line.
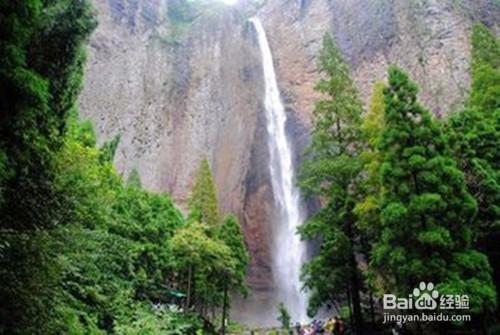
372, 66, 496, 315
445, 23, 500, 310
0, 0, 96, 232
54, 118, 190, 333
298, 33, 364, 332
168, 223, 236, 315
355, 81, 386, 326
355, 81, 386, 241
0, 1, 218, 333
111, 186, 184, 302
0, 1, 96, 333
469, 23, 500, 113
188, 159, 219, 227
277, 302, 291, 331
215, 214, 249, 334
471, 23, 500, 70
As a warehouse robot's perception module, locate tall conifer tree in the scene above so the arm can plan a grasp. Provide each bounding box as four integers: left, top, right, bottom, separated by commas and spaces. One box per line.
299, 33, 364, 332
445, 23, 500, 308
188, 159, 219, 227
372, 67, 495, 313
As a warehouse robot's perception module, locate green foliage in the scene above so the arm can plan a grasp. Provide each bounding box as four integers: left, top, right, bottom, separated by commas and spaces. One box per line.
112, 188, 184, 302
355, 81, 385, 235
362, 81, 386, 147
50, 119, 189, 333
445, 23, 500, 311
126, 168, 143, 189
0, 230, 63, 334
153, 0, 196, 46
115, 304, 203, 335
489, 324, 500, 335
471, 23, 500, 72
446, 108, 500, 232
0, 0, 95, 232
470, 23, 500, 112
0, 1, 234, 331
298, 34, 364, 329
100, 134, 121, 163
215, 214, 249, 296
188, 159, 220, 227
277, 302, 291, 330
0, 1, 96, 333
371, 66, 496, 313
168, 222, 237, 314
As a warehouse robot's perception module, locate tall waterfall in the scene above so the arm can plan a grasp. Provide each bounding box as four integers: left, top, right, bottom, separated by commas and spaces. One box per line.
250, 17, 308, 323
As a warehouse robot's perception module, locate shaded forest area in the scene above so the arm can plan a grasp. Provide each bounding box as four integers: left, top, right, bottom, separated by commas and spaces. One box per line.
0, 1, 247, 334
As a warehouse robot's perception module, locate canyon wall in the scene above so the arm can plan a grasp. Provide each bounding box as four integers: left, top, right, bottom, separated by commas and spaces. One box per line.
80, 0, 500, 297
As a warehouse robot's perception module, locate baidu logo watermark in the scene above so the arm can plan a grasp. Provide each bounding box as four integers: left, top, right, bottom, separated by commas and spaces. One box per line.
382, 282, 471, 324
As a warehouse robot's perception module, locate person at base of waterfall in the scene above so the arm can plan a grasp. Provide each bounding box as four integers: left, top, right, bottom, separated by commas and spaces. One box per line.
297, 323, 306, 335
314, 319, 325, 333
294, 322, 302, 334
335, 317, 345, 335
324, 317, 336, 334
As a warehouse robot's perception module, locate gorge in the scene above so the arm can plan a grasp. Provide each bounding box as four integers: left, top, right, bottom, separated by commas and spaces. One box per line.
78, 0, 500, 327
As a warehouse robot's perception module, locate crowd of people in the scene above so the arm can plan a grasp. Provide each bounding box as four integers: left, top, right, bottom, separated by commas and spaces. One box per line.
293, 317, 347, 335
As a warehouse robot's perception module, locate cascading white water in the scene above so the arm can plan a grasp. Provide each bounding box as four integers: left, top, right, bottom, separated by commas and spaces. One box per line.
250, 17, 308, 323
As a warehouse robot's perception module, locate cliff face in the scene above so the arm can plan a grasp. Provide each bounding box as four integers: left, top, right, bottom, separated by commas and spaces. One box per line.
260, 0, 500, 127
80, 0, 277, 290
80, 0, 499, 300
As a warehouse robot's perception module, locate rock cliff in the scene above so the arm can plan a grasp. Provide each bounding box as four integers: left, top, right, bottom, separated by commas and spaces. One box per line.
79, 0, 500, 323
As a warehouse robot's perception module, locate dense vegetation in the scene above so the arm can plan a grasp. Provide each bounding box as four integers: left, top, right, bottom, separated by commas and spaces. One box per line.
0, 0, 498, 334
0, 1, 247, 334
299, 24, 500, 333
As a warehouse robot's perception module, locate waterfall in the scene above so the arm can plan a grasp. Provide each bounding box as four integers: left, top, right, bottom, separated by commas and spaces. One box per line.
250, 17, 309, 323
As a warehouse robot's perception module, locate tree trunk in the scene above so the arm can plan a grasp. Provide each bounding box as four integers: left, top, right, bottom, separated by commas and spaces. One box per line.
349, 260, 363, 334
186, 265, 193, 313
346, 286, 353, 321
369, 292, 376, 328
221, 282, 228, 335
347, 221, 363, 334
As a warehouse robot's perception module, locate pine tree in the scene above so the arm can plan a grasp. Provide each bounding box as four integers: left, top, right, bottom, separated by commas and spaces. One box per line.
469, 23, 500, 112
445, 23, 500, 308
372, 66, 496, 313
188, 159, 220, 227
298, 33, 364, 331
355, 82, 386, 325
355, 81, 385, 239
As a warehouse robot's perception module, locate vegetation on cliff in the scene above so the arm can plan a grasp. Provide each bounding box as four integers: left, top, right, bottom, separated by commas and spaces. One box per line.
0, 0, 499, 334
0, 1, 247, 334
299, 24, 500, 333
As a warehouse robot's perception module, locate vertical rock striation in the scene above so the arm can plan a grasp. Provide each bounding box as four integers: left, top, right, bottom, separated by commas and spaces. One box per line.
259, 0, 500, 124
